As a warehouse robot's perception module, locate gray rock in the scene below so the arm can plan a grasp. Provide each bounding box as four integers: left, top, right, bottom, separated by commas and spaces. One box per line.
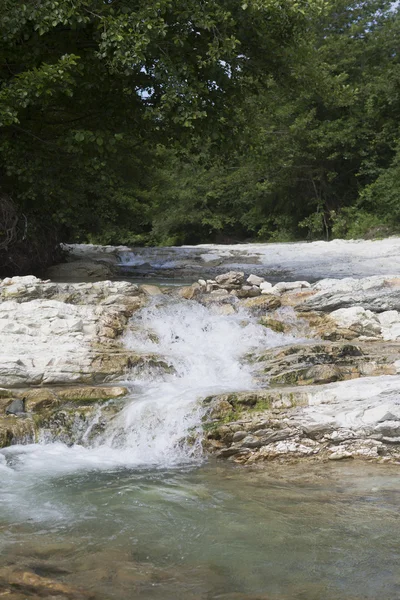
5, 397, 26, 415
231, 286, 261, 299
215, 271, 245, 288
232, 431, 247, 442
300, 276, 400, 313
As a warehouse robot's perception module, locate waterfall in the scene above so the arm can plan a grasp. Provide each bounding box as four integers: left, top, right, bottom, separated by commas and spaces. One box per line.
0, 298, 296, 475
101, 298, 290, 464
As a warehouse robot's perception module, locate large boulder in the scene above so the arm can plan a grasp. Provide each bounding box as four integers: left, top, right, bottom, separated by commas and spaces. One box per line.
0, 277, 146, 387
203, 375, 400, 463
299, 276, 400, 312
45, 260, 115, 281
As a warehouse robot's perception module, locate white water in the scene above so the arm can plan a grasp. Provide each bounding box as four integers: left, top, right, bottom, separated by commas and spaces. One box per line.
0, 298, 297, 480
116, 237, 400, 279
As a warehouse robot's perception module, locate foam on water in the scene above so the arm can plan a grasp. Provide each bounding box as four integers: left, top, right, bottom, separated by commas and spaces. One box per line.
0, 298, 297, 480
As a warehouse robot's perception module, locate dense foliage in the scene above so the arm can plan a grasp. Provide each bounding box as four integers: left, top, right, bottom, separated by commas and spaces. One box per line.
0, 0, 399, 272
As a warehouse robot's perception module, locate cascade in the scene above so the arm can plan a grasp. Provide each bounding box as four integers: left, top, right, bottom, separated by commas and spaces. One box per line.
0, 297, 296, 476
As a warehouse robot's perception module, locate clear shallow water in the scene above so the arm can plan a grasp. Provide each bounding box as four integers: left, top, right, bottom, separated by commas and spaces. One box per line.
0, 462, 399, 599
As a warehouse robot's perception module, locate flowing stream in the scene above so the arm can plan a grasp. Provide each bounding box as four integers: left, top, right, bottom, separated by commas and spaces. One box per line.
1, 298, 400, 599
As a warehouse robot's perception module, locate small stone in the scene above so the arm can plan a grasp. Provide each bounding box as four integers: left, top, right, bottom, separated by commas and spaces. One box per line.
215, 271, 245, 287
260, 281, 274, 293
232, 431, 247, 442
328, 451, 353, 460
178, 283, 201, 300
273, 281, 311, 293
139, 284, 163, 296
5, 398, 26, 415
247, 274, 265, 286
241, 295, 281, 312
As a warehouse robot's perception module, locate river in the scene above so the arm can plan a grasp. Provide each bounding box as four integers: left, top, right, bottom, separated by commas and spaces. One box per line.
1, 255, 400, 599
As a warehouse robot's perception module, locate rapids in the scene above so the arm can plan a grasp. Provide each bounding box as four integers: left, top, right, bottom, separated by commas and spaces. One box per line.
0, 297, 296, 475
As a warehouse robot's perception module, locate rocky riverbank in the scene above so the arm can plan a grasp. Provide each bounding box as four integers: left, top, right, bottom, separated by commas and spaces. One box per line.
0, 276, 158, 445
1, 264, 400, 464
178, 271, 400, 463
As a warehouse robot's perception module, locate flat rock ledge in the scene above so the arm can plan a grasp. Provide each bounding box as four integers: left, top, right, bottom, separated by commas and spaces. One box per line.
176, 271, 400, 463
0, 385, 129, 447
203, 377, 400, 463
0, 275, 151, 387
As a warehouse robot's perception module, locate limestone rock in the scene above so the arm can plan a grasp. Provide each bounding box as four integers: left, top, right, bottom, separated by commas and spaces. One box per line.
299, 275, 400, 312
330, 306, 382, 337
139, 284, 163, 296
240, 294, 281, 313
273, 281, 311, 294
246, 274, 265, 286
0, 277, 145, 387
231, 285, 261, 299
260, 281, 275, 294
215, 271, 245, 288
203, 374, 400, 464
178, 283, 201, 300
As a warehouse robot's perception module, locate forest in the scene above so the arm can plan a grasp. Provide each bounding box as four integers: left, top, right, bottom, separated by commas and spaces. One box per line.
0, 0, 399, 274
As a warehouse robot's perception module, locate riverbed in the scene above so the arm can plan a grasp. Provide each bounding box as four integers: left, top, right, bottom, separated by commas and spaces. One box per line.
1, 460, 399, 600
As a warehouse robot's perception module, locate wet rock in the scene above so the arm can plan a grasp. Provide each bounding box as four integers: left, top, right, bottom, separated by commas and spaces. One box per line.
0, 386, 129, 448
240, 294, 281, 313
210, 304, 236, 316
0, 415, 34, 447
0, 566, 94, 599
258, 317, 286, 333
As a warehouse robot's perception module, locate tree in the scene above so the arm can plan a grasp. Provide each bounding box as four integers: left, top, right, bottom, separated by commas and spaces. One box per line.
0, 0, 322, 273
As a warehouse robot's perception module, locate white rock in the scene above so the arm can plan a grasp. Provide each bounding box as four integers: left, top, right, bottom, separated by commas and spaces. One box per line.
260, 281, 274, 294
378, 310, 400, 327
246, 274, 265, 286
362, 405, 400, 425
330, 306, 381, 335
273, 281, 311, 293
